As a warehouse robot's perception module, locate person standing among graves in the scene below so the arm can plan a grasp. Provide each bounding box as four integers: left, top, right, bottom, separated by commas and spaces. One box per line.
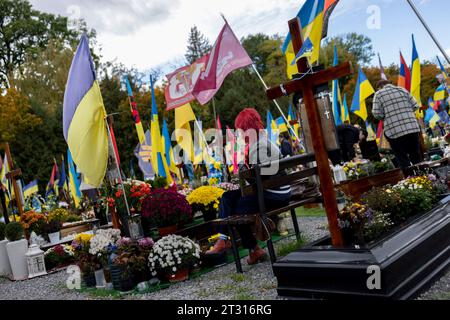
334, 124, 367, 163
372, 80, 422, 173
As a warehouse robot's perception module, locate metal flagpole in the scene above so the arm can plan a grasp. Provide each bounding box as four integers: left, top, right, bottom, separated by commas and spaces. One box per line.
105, 115, 131, 217
251, 64, 302, 142
406, 0, 450, 65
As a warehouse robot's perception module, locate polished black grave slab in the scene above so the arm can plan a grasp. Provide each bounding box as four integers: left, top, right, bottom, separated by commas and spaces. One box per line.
274, 199, 450, 300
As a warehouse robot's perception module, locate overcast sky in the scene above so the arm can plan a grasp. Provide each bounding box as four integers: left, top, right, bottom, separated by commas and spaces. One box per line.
29, 0, 450, 76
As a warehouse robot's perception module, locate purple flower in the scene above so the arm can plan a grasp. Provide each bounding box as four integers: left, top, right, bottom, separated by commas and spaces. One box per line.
138, 237, 154, 248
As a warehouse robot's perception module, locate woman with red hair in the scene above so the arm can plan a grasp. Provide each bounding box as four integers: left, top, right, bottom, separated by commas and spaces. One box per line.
207, 108, 292, 265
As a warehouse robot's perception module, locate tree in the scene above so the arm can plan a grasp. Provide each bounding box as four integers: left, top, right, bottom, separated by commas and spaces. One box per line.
0, 88, 41, 143
185, 26, 211, 64
321, 33, 375, 68
0, 0, 77, 88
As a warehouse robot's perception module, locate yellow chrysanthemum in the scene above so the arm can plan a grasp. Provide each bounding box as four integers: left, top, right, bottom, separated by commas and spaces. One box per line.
187, 186, 225, 207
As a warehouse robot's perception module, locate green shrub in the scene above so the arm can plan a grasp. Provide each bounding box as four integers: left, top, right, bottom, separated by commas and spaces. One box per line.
5, 222, 24, 242
362, 187, 405, 223
0, 222, 5, 240
65, 214, 82, 223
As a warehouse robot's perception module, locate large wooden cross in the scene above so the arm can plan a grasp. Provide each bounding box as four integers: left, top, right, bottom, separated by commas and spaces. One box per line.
267, 18, 353, 247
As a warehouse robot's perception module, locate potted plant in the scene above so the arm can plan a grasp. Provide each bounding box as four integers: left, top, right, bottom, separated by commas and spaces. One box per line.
5, 222, 28, 280
186, 186, 225, 222
47, 208, 69, 223
111, 252, 135, 292
148, 234, 201, 282
71, 233, 96, 288
337, 203, 374, 246
20, 211, 47, 239
141, 189, 192, 237
43, 220, 63, 244
44, 244, 75, 271
88, 229, 121, 288
0, 222, 12, 277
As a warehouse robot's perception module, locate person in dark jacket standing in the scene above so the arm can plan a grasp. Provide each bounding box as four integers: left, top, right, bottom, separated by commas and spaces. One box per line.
336, 124, 366, 163
372, 80, 422, 173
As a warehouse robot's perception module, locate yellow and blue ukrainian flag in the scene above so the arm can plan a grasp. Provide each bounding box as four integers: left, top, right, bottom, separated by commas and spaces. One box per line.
425, 99, 440, 129
284, 0, 339, 78
150, 75, 173, 185
411, 35, 422, 118
63, 34, 108, 188
23, 180, 39, 199
332, 44, 343, 125
276, 117, 289, 133
288, 104, 300, 140
162, 118, 182, 182
434, 84, 446, 102
351, 68, 375, 121
282, 0, 326, 78
67, 149, 82, 208
341, 94, 350, 124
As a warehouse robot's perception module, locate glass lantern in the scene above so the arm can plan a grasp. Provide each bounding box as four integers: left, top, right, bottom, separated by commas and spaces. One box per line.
26, 244, 47, 279
126, 214, 144, 240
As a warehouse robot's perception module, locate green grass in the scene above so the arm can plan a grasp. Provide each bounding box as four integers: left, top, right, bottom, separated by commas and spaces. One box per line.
276, 237, 306, 257
296, 206, 326, 217
231, 273, 245, 283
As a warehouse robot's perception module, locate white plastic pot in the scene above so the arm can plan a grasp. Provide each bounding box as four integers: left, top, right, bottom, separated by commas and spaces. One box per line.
0, 240, 12, 277
48, 232, 60, 245
6, 239, 28, 280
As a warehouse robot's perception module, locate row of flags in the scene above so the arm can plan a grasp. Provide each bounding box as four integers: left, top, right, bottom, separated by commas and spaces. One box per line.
0, 147, 82, 211
331, 32, 450, 138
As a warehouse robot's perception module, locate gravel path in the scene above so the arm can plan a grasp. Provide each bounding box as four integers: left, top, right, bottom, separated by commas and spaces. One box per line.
0, 216, 448, 300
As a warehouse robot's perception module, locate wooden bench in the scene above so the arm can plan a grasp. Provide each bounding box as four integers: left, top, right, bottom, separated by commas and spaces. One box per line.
212, 154, 323, 273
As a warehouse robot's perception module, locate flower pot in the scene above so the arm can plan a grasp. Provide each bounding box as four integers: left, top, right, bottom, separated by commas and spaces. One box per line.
82, 272, 96, 288
158, 225, 177, 237
167, 268, 189, 283
109, 265, 123, 291
48, 232, 60, 245
95, 269, 106, 289
6, 239, 28, 281
0, 240, 12, 277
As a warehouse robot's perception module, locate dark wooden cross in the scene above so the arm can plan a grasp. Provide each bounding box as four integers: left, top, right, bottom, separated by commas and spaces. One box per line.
3, 143, 24, 217
267, 18, 353, 247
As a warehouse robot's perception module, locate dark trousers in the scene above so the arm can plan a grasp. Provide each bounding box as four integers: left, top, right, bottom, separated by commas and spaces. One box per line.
218, 190, 290, 250
387, 132, 422, 173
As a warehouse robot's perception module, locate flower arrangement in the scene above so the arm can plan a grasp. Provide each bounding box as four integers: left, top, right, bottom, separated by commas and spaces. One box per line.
372, 157, 395, 174
178, 185, 193, 197
107, 180, 152, 215
217, 182, 240, 192
71, 233, 97, 274
148, 234, 200, 278
186, 186, 225, 215
342, 162, 370, 181
338, 203, 373, 232
47, 208, 69, 223
394, 175, 433, 192
44, 244, 75, 270
141, 189, 192, 228
20, 211, 47, 236
113, 237, 155, 282
89, 229, 121, 267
